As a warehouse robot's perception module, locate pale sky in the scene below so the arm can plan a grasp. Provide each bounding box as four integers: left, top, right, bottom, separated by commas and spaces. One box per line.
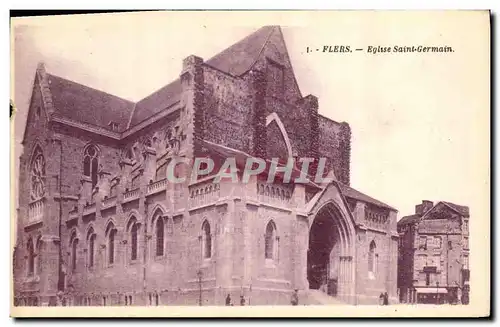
11, 11, 490, 221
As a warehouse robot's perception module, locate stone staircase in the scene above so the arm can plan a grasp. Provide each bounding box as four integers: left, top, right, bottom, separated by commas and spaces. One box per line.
301, 289, 346, 305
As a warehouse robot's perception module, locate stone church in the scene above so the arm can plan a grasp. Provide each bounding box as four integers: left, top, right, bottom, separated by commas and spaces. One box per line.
14, 26, 399, 306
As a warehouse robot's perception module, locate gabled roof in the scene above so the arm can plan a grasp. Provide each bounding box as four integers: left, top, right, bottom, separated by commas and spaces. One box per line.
128, 78, 182, 128
205, 26, 276, 76
398, 214, 421, 226
47, 73, 135, 132
30, 26, 288, 133
338, 184, 396, 211
442, 201, 470, 217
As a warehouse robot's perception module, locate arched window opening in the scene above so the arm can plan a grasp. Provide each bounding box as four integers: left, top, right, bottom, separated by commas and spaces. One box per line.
87, 228, 96, 268
368, 241, 377, 276
202, 220, 212, 259
30, 146, 46, 201
71, 238, 78, 271
106, 223, 117, 265
27, 238, 35, 276
265, 221, 276, 260
83, 145, 99, 189
156, 216, 164, 257
131, 223, 139, 261
35, 237, 43, 275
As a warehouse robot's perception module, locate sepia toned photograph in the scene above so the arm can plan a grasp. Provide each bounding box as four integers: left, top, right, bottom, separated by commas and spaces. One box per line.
10, 10, 490, 317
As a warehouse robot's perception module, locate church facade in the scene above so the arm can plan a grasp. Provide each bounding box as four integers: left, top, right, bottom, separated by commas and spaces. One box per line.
13, 26, 399, 306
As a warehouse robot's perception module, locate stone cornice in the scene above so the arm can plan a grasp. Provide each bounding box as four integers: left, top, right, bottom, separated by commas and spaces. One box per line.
48, 101, 182, 142
51, 114, 121, 140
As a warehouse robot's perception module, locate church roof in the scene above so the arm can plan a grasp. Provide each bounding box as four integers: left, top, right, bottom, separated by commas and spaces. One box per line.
47, 73, 135, 132
40, 25, 280, 132
128, 78, 182, 128
338, 184, 396, 211
205, 26, 276, 76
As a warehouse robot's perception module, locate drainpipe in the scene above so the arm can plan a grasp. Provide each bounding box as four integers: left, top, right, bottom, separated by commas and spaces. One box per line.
143, 197, 149, 301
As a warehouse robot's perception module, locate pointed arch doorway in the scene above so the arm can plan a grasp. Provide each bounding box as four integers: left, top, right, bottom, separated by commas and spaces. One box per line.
307, 202, 355, 301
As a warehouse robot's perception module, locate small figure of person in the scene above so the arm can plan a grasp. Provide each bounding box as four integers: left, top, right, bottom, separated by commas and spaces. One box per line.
225, 294, 231, 306
379, 293, 385, 305
291, 289, 299, 306
240, 295, 246, 306
383, 292, 389, 305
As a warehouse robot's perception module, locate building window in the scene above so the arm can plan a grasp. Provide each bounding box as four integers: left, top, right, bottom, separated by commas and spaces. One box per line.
419, 236, 427, 249
463, 236, 469, 249
463, 255, 469, 269
368, 241, 377, 276
83, 145, 99, 189
435, 236, 442, 249
425, 273, 430, 286
463, 220, 469, 233
27, 238, 35, 276
71, 237, 78, 271
131, 223, 139, 261
30, 146, 46, 201
156, 216, 164, 257
202, 220, 212, 259
87, 228, 96, 268
265, 221, 277, 260
106, 223, 117, 265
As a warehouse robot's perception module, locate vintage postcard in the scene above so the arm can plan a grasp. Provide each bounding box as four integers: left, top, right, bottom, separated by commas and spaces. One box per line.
10, 10, 490, 317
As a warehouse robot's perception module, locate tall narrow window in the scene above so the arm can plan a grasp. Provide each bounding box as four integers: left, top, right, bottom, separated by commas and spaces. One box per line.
202, 220, 211, 259
265, 221, 276, 260
131, 223, 138, 261
83, 145, 99, 189
27, 238, 35, 276
107, 224, 116, 265
87, 228, 96, 268
156, 217, 164, 256
35, 237, 42, 275
368, 241, 376, 274
30, 146, 46, 201
71, 238, 78, 271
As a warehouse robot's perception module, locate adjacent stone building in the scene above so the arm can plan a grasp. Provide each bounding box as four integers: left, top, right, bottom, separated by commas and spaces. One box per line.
14, 26, 399, 306
397, 200, 470, 304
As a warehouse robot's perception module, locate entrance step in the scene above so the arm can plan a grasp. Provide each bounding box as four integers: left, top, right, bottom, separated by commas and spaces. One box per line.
302, 289, 345, 305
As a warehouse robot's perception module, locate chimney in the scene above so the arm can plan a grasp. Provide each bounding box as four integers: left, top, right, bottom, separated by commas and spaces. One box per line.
415, 200, 433, 216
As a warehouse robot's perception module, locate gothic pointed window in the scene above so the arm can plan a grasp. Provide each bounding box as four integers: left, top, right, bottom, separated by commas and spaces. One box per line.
368, 241, 377, 275
131, 222, 139, 261
106, 223, 117, 265
83, 145, 99, 189
70, 233, 78, 271
265, 221, 276, 260
87, 228, 96, 268
156, 215, 164, 257
30, 146, 46, 201
202, 220, 211, 259
27, 238, 35, 276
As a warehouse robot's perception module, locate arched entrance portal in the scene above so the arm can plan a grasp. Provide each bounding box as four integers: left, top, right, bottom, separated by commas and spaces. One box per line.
307, 202, 355, 301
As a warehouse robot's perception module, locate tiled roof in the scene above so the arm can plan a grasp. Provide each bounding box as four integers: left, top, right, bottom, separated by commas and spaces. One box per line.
338, 184, 396, 211
128, 79, 182, 128
397, 214, 421, 226
47, 73, 135, 132
205, 26, 276, 76
40, 26, 279, 131
442, 201, 470, 217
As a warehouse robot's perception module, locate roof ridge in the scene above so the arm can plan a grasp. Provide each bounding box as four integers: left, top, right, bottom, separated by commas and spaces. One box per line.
47, 73, 136, 105
243, 25, 277, 75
